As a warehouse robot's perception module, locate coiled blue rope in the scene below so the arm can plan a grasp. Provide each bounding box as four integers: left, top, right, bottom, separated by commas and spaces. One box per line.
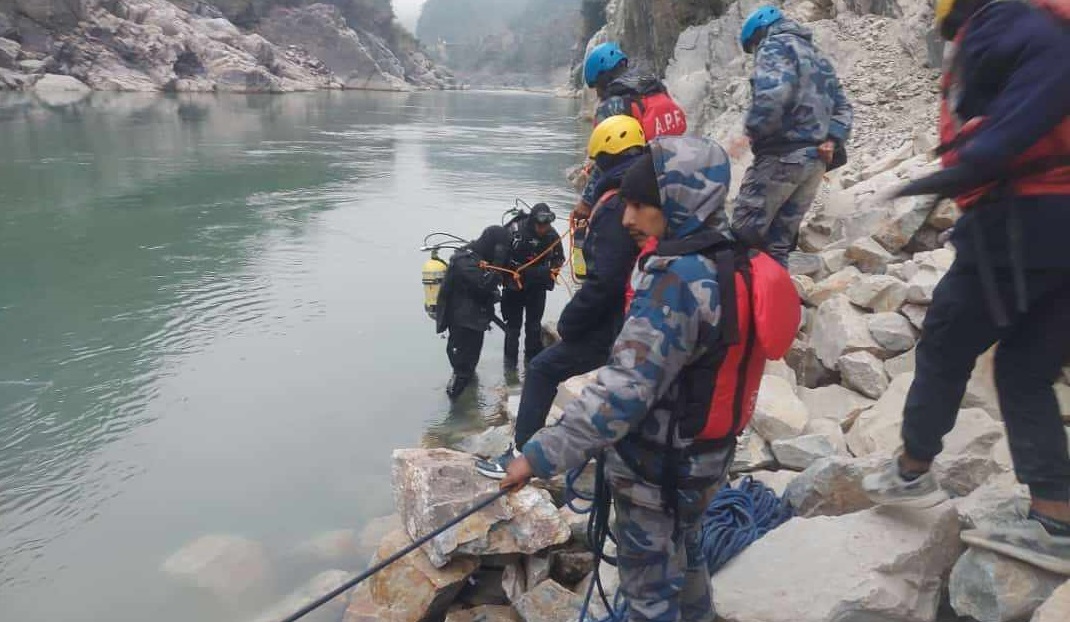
699, 475, 794, 575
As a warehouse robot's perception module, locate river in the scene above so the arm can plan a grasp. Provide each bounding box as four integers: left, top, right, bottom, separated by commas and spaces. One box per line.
0, 90, 583, 621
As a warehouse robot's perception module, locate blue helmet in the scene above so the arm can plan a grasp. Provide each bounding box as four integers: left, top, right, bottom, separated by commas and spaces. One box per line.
740, 5, 783, 53
583, 42, 628, 87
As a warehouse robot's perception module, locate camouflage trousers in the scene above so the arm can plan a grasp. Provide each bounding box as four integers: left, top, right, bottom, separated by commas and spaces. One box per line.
607, 450, 723, 622
731, 151, 826, 266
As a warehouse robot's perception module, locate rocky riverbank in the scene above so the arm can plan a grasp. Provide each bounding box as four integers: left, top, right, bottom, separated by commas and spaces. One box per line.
0, 0, 456, 92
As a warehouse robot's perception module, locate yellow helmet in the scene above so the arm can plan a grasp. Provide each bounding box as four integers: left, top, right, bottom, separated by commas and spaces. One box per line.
587, 115, 646, 158
934, 0, 955, 25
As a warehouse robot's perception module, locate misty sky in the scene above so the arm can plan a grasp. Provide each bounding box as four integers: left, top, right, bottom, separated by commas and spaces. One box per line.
393, 0, 428, 31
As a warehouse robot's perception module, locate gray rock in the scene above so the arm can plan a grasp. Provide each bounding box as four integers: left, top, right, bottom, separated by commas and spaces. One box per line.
964, 346, 1001, 419
17, 58, 45, 73
846, 236, 896, 274
846, 274, 909, 312
838, 351, 890, 399
557, 506, 589, 545
714, 504, 962, 622
792, 274, 816, 301
874, 195, 937, 252
446, 606, 522, 622
885, 348, 917, 379
900, 303, 928, 329
540, 321, 560, 348
950, 548, 1065, 622
906, 265, 944, 304
0, 67, 34, 89
796, 384, 874, 431
453, 425, 513, 459
161, 533, 271, 599
752, 376, 810, 442
514, 579, 584, 622
741, 470, 799, 496
32, 73, 90, 106
392, 448, 570, 568
0, 37, 19, 70
344, 529, 478, 622
771, 434, 842, 471
955, 473, 1028, 530
785, 338, 838, 389
789, 252, 825, 278
927, 199, 959, 230
549, 548, 596, 586
932, 408, 1007, 496
820, 248, 850, 274
802, 417, 849, 452
845, 373, 914, 456
806, 267, 863, 307
292, 529, 360, 564
253, 570, 351, 622
784, 455, 883, 517
888, 259, 919, 283
732, 427, 776, 473
1031, 579, 1070, 622
811, 295, 882, 370
764, 358, 798, 386
867, 311, 917, 353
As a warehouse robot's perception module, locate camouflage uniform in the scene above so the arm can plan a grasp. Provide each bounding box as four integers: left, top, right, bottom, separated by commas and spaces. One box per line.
523, 136, 735, 622
731, 18, 853, 266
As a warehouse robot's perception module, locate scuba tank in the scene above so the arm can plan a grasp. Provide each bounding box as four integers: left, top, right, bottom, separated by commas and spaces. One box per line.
571, 218, 588, 281
422, 251, 448, 320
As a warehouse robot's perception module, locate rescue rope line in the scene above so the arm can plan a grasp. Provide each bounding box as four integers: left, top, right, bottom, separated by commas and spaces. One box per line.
699, 475, 793, 574
276, 489, 510, 622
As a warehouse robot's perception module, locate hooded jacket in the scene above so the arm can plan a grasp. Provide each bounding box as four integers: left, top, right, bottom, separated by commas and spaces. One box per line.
524, 136, 793, 489
745, 18, 853, 156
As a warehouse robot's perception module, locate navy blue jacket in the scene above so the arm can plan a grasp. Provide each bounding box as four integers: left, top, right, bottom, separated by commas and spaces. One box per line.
556, 163, 640, 350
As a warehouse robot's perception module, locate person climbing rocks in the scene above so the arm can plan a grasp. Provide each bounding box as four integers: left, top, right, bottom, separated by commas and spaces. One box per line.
501, 203, 564, 368
730, 5, 853, 267
499, 136, 799, 621
576, 42, 688, 218
435, 225, 511, 399
862, 0, 1070, 576
476, 115, 645, 480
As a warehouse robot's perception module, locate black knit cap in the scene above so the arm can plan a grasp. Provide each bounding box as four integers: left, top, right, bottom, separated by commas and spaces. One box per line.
618, 151, 661, 208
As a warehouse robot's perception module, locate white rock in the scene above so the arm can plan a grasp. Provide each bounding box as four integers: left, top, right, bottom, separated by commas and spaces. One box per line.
0, 37, 19, 70
771, 434, 843, 471
392, 449, 570, 567
950, 548, 1066, 622
740, 470, 798, 497
845, 373, 914, 456
926, 199, 959, 230
802, 418, 849, 452
514, 579, 584, 622
838, 351, 890, 399
900, 302, 928, 329
784, 455, 884, 517
793, 274, 816, 300
932, 408, 1007, 496
764, 358, 797, 385
873, 195, 936, 252
161, 534, 271, 599
806, 267, 863, 307
1031, 579, 1070, 622
33, 74, 92, 106
964, 346, 1001, 419
820, 248, 849, 274
915, 248, 956, 272
846, 274, 908, 312
846, 236, 897, 274
732, 427, 776, 474
906, 265, 944, 304
714, 504, 962, 622
867, 311, 917, 353
796, 384, 874, 430
888, 259, 919, 283
885, 348, 916, 378
811, 295, 881, 369
955, 473, 1028, 530
752, 376, 810, 442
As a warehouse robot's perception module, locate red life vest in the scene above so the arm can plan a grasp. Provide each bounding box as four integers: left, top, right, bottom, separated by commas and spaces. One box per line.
938, 0, 1070, 209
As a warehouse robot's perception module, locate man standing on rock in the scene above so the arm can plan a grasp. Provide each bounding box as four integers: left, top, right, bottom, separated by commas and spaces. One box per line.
499, 136, 799, 621
476, 115, 644, 479
731, 5, 853, 266
862, 0, 1070, 575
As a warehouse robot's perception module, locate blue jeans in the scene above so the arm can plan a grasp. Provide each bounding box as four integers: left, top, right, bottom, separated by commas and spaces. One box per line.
514, 339, 610, 449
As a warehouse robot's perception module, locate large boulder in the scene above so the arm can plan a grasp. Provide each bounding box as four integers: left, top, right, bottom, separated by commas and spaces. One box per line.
392, 448, 570, 568
846, 274, 909, 313
845, 373, 914, 456
714, 504, 962, 622
161, 533, 271, 599
811, 295, 882, 369
344, 529, 478, 622
950, 548, 1066, 622
1032, 580, 1070, 622
796, 384, 874, 430
784, 455, 883, 517
873, 195, 937, 253
752, 375, 810, 442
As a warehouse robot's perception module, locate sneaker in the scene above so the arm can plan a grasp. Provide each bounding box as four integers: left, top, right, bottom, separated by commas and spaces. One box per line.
861, 459, 949, 508
475, 446, 521, 480
961, 518, 1070, 575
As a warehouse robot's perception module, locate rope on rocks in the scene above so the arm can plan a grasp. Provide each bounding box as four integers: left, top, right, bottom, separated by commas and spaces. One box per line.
699, 475, 794, 575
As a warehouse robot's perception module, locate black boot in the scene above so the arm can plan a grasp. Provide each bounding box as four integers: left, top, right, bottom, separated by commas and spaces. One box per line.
446, 373, 471, 399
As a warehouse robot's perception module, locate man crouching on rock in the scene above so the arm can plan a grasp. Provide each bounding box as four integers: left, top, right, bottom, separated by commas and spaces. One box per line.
500, 136, 800, 621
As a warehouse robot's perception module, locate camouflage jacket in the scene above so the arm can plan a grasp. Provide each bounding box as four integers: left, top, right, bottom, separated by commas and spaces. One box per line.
745, 19, 853, 155
523, 136, 734, 485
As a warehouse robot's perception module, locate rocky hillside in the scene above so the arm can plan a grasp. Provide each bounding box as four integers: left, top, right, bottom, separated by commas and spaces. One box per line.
416, 0, 579, 88
0, 0, 456, 91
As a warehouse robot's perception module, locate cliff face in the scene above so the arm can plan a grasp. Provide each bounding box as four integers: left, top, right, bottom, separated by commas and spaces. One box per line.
0, 0, 455, 91
416, 0, 579, 88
